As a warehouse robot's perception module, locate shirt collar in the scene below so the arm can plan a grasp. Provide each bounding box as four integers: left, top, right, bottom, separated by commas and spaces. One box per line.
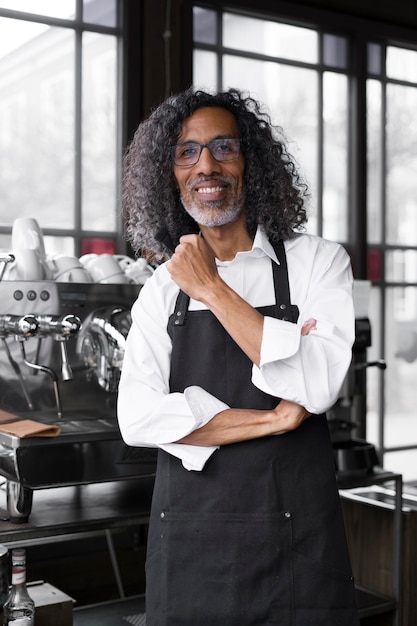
251, 227, 280, 264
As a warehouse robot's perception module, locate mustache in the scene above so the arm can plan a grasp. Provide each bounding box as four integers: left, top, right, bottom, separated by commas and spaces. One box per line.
188, 175, 234, 191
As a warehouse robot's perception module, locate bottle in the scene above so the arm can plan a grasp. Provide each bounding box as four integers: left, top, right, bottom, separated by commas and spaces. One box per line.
3, 549, 34, 626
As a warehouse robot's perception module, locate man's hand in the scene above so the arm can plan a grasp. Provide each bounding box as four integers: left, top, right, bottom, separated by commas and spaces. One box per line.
270, 398, 311, 434
167, 234, 220, 302
176, 399, 311, 447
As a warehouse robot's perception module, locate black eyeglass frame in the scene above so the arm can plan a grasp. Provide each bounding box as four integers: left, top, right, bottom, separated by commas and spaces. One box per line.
170, 138, 241, 167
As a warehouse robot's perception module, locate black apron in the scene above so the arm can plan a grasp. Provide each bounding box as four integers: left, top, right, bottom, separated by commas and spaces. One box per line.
145, 240, 359, 626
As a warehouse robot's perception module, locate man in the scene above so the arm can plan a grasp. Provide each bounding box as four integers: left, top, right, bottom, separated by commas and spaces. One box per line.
118, 88, 359, 625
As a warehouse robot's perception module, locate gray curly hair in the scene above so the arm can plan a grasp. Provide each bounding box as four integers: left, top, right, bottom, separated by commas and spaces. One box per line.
122, 87, 309, 262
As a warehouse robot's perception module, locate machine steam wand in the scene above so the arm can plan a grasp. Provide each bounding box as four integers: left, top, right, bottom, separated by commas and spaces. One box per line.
36, 314, 81, 381
0, 253, 15, 282
0, 314, 39, 410
19, 342, 63, 418
19, 314, 81, 418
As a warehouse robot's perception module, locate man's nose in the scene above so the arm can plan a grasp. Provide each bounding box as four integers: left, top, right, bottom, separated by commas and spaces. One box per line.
196, 145, 220, 172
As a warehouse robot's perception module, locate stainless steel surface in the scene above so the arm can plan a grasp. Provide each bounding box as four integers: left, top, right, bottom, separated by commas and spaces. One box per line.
0, 280, 157, 521
6, 481, 33, 523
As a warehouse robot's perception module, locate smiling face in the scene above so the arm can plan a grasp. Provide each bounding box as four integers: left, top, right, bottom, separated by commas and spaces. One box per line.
173, 107, 246, 228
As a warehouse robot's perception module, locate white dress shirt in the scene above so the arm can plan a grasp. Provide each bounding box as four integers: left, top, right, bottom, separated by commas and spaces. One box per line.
117, 228, 355, 471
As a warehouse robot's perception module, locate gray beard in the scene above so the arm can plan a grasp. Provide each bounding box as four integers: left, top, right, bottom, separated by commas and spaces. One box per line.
180, 196, 245, 228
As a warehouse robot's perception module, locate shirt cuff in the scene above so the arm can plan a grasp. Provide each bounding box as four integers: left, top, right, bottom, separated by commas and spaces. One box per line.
159, 442, 218, 471
163, 386, 229, 471
184, 385, 230, 426
260, 315, 301, 365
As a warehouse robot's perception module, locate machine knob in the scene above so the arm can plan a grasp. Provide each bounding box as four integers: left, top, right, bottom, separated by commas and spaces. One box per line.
0, 314, 39, 339
37, 314, 81, 338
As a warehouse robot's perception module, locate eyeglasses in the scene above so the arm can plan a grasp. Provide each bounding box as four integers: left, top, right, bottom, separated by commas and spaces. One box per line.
171, 138, 241, 167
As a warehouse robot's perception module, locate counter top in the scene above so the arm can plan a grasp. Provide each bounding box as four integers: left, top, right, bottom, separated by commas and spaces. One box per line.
0, 477, 154, 546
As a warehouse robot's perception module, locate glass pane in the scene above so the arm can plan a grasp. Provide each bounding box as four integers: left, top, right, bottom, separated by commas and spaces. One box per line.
384, 287, 417, 451
366, 286, 382, 446
386, 84, 417, 245
386, 250, 417, 282
43, 235, 75, 258
367, 79, 383, 244
0, 0, 75, 19
367, 43, 382, 75
82, 32, 117, 231
83, 0, 117, 27
193, 50, 217, 91
323, 72, 348, 242
0, 19, 75, 229
222, 56, 318, 224
0, 17, 50, 57
323, 34, 348, 69
193, 6, 217, 45
223, 13, 318, 63
384, 450, 417, 482
386, 46, 417, 82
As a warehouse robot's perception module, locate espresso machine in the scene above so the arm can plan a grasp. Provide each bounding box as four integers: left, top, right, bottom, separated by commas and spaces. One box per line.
327, 282, 385, 479
0, 253, 157, 522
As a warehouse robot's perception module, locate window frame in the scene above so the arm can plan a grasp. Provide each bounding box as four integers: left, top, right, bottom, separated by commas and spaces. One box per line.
0, 0, 125, 256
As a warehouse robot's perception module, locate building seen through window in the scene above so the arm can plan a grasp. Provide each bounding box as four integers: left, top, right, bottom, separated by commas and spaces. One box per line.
0, 0, 121, 256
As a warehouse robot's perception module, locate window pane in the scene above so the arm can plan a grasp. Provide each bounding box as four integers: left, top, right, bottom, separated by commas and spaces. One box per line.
223, 13, 318, 63
367, 79, 383, 244
0, 0, 75, 19
386, 250, 417, 282
386, 46, 417, 82
82, 32, 117, 231
386, 84, 417, 245
0, 17, 50, 57
384, 287, 417, 456
323, 72, 348, 242
0, 19, 75, 229
366, 286, 382, 446
43, 235, 75, 257
193, 50, 217, 91
384, 450, 417, 482
83, 0, 117, 27
193, 6, 217, 45
323, 34, 348, 69
368, 43, 382, 75
222, 56, 318, 228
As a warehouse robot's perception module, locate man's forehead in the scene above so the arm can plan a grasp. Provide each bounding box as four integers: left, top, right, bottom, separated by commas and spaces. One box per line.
179, 107, 239, 140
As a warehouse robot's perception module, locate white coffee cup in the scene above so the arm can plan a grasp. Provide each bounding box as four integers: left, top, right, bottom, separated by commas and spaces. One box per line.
79, 253, 98, 267
48, 255, 92, 283
12, 217, 46, 259
113, 254, 135, 272
83, 253, 130, 284
125, 258, 154, 284
14, 249, 45, 281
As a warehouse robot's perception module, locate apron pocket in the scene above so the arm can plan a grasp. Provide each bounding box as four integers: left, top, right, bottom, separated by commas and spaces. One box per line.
157, 510, 294, 626
291, 550, 359, 625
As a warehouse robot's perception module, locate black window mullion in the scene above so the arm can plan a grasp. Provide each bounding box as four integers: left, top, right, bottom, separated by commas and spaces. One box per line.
74, 21, 83, 257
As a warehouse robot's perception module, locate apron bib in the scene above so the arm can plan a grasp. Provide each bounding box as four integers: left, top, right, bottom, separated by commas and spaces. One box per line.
145, 240, 359, 626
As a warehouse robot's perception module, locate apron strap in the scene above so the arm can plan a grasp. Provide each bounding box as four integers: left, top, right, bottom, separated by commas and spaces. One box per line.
168, 238, 299, 336
270, 239, 299, 323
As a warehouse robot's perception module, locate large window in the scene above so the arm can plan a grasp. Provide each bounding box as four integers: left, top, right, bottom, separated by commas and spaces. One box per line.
0, 0, 122, 257
193, 8, 350, 242
366, 43, 417, 479
193, 4, 417, 481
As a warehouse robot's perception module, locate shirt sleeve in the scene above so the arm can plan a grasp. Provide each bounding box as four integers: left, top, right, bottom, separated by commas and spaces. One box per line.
117, 270, 224, 470
253, 239, 355, 414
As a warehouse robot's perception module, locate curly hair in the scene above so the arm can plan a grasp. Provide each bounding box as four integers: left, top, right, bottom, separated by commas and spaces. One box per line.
123, 87, 309, 261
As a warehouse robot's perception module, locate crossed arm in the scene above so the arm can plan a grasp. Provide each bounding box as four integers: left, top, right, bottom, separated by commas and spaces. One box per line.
167, 234, 312, 447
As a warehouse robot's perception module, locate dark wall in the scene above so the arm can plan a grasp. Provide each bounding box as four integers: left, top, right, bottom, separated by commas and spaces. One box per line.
125, 0, 417, 134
